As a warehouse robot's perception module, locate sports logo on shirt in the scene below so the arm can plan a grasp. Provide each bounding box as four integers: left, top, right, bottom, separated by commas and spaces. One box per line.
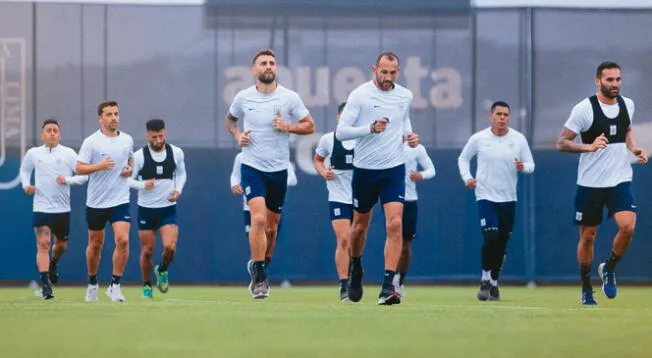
0, 38, 27, 190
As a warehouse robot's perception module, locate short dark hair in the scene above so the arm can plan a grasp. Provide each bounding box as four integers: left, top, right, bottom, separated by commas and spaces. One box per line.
252, 49, 276, 65
376, 51, 400, 66
97, 101, 119, 116
41, 118, 59, 129
337, 102, 346, 114
596, 61, 621, 78
491, 101, 510, 112
146, 118, 165, 132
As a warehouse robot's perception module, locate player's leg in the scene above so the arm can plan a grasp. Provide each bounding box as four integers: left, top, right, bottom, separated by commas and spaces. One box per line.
33, 213, 54, 299
476, 200, 500, 301
574, 185, 604, 305
600, 182, 637, 299
85, 207, 108, 301
155, 205, 179, 294
329, 201, 352, 301
377, 164, 406, 305
262, 168, 288, 268
138, 206, 156, 298
48, 212, 70, 285
490, 201, 516, 300
348, 167, 380, 303
396, 200, 417, 298
106, 203, 131, 302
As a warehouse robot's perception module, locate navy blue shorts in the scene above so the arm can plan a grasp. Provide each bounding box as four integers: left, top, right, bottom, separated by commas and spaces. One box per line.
402, 201, 418, 240
329, 201, 354, 221
352, 164, 405, 213
86, 203, 131, 231
138, 205, 177, 231
241, 164, 288, 214
574, 182, 636, 226
477, 200, 516, 234
33, 212, 70, 240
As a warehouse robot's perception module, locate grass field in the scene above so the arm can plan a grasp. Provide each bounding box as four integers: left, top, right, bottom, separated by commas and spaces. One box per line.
1, 285, 651, 358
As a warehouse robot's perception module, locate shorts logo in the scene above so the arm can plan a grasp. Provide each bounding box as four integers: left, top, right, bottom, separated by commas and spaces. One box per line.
353, 199, 358, 208
124, 216, 131, 220
245, 225, 250, 233
480, 218, 486, 227
245, 186, 251, 195
334, 208, 341, 216
575, 212, 583, 221
140, 220, 146, 224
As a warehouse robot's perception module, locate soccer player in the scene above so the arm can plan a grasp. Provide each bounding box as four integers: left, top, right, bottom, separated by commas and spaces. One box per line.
76, 101, 134, 302
128, 119, 187, 299
229, 151, 297, 290
225, 49, 315, 299
458, 101, 535, 301
392, 140, 436, 298
314, 102, 355, 301
335, 51, 420, 305
556, 61, 647, 305
20, 119, 88, 299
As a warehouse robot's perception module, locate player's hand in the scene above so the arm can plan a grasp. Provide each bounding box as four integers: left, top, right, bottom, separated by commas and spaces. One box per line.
272, 111, 290, 132
409, 170, 423, 182
406, 132, 420, 148
24, 185, 36, 195
96, 157, 115, 171
120, 165, 132, 178
168, 190, 180, 202
465, 178, 477, 189
370, 117, 388, 134
322, 166, 336, 181
632, 147, 648, 164
514, 158, 525, 171
238, 130, 251, 147
56, 176, 67, 185
144, 179, 155, 191
231, 184, 243, 195
589, 133, 608, 152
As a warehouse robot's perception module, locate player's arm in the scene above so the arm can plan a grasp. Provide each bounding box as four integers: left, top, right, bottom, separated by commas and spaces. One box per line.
626, 128, 648, 164
230, 153, 243, 195
282, 114, 315, 135
416, 146, 436, 180
556, 103, 606, 153
403, 97, 419, 147
335, 93, 373, 140
19, 150, 36, 194
173, 148, 187, 195
226, 93, 245, 141
276, 94, 315, 135
457, 135, 478, 186
517, 137, 536, 174
313, 134, 335, 180
287, 163, 298, 187
61, 150, 88, 185
127, 151, 149, 190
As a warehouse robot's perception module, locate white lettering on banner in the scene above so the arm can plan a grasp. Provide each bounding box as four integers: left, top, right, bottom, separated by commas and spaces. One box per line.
222, 56, 463, 110
0, 38, 27, 190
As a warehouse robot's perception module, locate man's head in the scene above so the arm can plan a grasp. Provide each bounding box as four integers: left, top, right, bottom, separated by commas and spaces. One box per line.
146, 118, 166, 151
97, 100, 120, 132
595, 61, 622, 99
489, 101, 510, 132
252, 49, 277, 85
336, 102, 346, 120
372, 52, 400, 91
40, 118, 60, 147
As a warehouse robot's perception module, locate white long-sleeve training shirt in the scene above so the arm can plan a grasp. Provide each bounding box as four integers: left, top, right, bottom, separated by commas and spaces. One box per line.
20, 144, 88, 213
335, 81, 414, 170
404, 143, 436, 201
458, 127, 534, 202
128, 144, 187, 208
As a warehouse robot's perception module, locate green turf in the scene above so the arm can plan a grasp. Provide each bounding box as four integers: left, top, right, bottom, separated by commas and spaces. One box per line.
1, 285, 651, 358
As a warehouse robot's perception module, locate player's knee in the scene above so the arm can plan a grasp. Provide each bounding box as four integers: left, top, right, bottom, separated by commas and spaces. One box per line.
37, 238, 51, 252
351, 223, 366, 240
56, 240, 68, 251
115, 235, 129, 249
337, 235, 350, 251
386, 215, 402, 236
141, 246, 154, 258
264, 227, 278, 240
250, 213, 265, 230
618, 222, 635, 237
579, 229, 597, 245
163, 243, 176, 254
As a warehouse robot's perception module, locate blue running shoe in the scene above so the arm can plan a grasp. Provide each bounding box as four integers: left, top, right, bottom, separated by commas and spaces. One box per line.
581, 290, 597, 305
143, 285, 153, 299
598, 262, 617, 299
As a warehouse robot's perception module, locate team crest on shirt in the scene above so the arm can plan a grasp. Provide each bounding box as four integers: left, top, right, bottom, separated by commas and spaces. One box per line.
56, 158, 62, 164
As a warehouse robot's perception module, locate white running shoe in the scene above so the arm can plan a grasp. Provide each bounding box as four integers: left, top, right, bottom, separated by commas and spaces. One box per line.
106, 283, 126, 302
84, 284, 99, 302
